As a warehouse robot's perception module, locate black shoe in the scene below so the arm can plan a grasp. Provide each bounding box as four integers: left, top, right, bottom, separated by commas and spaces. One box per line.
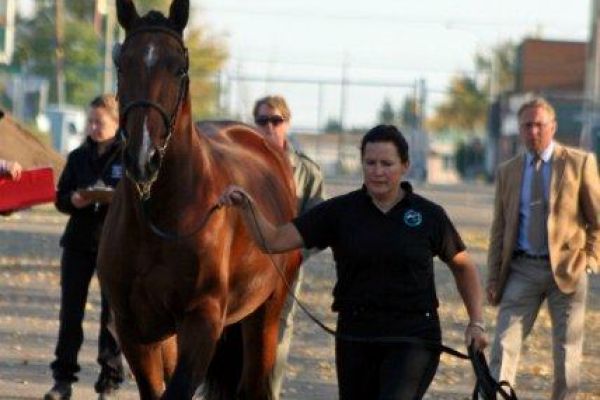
97, 386, 119, 400
43, 381, 72, 400
95, 373, 120, 399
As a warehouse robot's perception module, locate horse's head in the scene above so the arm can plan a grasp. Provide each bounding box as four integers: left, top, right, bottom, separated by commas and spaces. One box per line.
115, 0, 190, 195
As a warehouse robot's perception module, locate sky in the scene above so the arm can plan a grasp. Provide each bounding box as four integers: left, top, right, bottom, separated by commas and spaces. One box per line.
18, 0, 592, 132
192, 0, 591, 131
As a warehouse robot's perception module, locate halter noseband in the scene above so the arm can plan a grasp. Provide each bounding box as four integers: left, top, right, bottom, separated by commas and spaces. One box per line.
115, 26, 190, 200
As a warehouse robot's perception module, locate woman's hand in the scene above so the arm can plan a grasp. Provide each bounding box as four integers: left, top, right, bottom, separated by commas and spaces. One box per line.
465, 322, 489, 352
71, 191, 93, 209
5, 161, 22, 181
218, 185, 252, 209
217, 184, 304, 253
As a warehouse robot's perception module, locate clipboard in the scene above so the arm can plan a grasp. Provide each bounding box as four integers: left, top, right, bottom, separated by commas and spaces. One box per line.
0, 167, 56, 212
77, 187, 114, 204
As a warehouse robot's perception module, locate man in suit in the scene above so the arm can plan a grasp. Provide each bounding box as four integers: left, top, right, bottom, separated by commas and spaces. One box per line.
487, 97, 599, 399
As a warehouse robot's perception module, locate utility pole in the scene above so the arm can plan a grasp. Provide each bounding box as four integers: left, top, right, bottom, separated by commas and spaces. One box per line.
103, 2, 115, 93
94, 0, 103, 35
489, 53, 498, 103
417, 78, 427, 130
316, 82, 324, 133
339, 54, 349, 131
55, 0, 65, 105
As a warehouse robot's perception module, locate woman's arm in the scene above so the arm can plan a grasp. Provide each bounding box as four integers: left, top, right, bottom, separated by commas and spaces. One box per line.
219, 185, 304, 253
55, 154, 92, 214
447, 250, 489, 351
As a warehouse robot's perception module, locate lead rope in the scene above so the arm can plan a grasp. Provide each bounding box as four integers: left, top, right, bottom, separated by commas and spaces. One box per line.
141, 200, 221, 241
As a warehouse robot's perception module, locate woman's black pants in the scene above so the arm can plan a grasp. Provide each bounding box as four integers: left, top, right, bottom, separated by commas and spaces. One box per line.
336, 338, 440, 400
50, 248, 123, 386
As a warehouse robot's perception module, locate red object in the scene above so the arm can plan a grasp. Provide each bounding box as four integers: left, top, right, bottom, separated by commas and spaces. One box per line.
0, 167, 56, 212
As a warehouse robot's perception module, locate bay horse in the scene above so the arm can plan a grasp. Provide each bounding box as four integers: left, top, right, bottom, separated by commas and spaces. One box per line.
97, 0, 301, 398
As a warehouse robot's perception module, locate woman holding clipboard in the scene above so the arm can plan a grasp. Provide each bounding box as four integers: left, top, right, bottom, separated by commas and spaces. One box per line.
44, 94, 124, 400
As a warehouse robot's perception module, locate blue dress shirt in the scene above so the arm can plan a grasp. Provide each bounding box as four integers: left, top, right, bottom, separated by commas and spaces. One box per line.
516, 141, 554, 255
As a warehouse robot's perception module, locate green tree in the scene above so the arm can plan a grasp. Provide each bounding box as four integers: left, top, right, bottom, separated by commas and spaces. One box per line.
132, 0, 173, 13
323, 117, 343, 133
399, 95, 418, 129
64, 0, 94, 21
13, 4, 103, 104
475, 40, 517, 95
12, 0, 227, 116
377, 97, 396, 124
428, 76, 488, 133
187, 27, 228, 119
429, 40, 516, 134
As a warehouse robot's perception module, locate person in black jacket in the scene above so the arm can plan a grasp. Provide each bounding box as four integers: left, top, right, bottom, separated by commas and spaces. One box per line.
44, 95, 124, 400
219, 125, 488, 400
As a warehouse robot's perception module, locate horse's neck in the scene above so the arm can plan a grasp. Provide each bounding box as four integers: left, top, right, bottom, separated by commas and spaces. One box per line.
154, 122, 213, 198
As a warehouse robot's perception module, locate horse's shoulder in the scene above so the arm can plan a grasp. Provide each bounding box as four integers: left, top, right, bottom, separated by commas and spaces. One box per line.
195, 120, 237, 139
195, 119, 282, 158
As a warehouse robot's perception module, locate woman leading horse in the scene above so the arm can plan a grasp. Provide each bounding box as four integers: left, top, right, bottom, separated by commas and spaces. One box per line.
97, 1, 301, 399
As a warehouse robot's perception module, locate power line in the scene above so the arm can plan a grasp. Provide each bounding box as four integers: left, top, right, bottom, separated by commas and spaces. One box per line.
199, 6, 585, 31
227, 56, 479, 76
222, 72, 448, 93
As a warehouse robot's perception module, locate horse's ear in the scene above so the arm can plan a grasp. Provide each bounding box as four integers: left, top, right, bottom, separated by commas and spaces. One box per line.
116, 0, 139, 32
168, 0, 189, 33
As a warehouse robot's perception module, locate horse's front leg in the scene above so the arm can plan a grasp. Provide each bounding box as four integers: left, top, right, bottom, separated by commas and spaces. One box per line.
162, 296, 224, 399
239, 295, 284, 400
160, 334, 178, 383
115, 318, 167, 400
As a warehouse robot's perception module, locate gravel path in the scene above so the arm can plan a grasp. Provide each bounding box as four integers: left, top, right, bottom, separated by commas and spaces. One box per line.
1, 180, 598, 399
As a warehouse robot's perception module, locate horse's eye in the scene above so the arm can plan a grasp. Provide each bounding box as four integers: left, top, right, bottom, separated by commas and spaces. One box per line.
177, 67, 187, 77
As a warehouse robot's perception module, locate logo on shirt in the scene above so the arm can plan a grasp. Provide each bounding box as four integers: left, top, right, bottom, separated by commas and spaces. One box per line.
403, 209, 422, 227
111, 165, 123, 179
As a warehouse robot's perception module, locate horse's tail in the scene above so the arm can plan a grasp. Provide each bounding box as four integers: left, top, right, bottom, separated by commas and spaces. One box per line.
202, 322, 243, 400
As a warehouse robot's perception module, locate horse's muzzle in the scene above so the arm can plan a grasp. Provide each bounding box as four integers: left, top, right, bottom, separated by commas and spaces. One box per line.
124, 145, 162, 185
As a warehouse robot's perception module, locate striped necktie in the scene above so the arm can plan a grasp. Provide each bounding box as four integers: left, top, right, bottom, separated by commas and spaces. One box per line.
528, 155, 547, 254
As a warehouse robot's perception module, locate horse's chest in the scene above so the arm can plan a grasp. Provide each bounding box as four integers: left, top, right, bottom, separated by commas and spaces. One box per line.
128, 248, 199, 330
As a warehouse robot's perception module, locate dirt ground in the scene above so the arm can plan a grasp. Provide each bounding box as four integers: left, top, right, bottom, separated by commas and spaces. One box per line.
0, 180, 598, 399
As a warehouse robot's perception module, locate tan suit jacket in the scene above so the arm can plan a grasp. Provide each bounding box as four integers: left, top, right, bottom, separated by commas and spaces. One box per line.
487, 142, 600, 305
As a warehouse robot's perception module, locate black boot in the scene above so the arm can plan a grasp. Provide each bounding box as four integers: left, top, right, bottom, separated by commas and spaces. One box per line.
95, 372, 121, 400
43, 381, 72, 400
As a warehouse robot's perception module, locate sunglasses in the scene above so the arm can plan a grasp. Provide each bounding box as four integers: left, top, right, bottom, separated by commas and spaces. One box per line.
255, 115, 286, 127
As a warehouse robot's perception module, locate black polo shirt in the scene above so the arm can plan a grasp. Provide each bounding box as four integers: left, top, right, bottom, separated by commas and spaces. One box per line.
293, 182, 465, 315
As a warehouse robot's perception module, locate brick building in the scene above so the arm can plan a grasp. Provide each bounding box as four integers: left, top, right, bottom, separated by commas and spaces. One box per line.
517, 39, 586, 93
487, 39, 587, 174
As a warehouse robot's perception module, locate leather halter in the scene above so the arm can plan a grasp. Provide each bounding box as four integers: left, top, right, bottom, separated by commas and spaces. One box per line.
115, 26, 190, 200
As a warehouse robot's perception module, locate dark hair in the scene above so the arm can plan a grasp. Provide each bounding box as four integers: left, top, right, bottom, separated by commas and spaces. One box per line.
360, 124, 409, 163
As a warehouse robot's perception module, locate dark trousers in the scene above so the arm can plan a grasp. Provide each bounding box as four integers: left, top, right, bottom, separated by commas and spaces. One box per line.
50, 248, 123, 388
335, 339, 440, 400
